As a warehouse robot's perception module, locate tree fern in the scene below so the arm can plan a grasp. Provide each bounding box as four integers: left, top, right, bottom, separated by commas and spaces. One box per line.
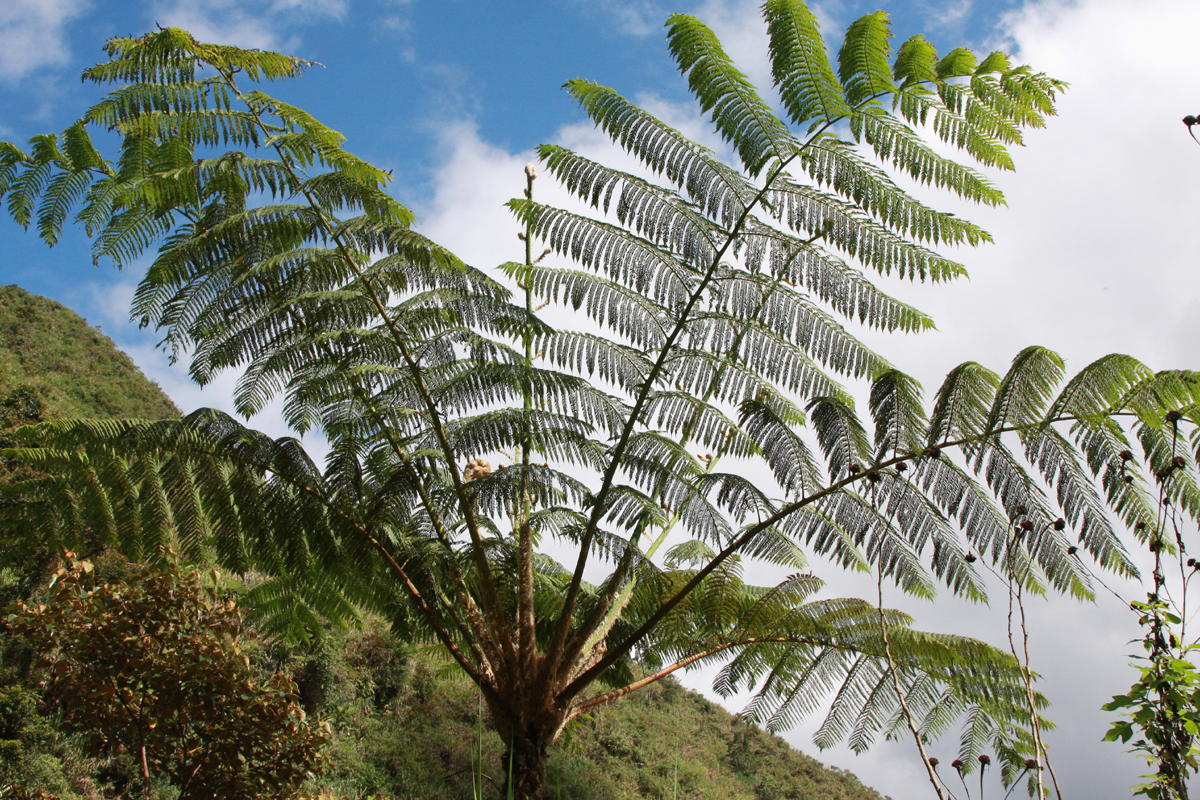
3, 9, 1187, 799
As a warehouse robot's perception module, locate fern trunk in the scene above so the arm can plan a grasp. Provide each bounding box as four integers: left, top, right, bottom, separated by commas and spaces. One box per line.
502, 721, 552, 800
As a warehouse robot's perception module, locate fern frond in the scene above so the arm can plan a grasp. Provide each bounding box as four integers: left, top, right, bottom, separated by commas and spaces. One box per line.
869, 369, 926, 459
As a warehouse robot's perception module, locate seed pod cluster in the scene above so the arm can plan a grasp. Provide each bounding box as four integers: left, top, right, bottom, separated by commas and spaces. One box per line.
463, 457, 493, 482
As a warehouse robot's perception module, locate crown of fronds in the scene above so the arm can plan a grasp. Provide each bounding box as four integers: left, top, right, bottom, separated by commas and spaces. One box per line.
5, 6, 1191, 783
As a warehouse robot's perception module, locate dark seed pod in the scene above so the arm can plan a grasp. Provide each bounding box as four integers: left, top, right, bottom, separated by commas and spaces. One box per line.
1015, 505, 1027, 516
848, 463, 861, 474
1188, 558, 1197, 568
928, 757, 939, 768
1173, 455, 1187, 469
1186, 115, 1198, 126
1136, 521, 1146, 531
1120, 449, 1135, 462
896, 462, 907, 472
1124, 475, 1135, 484
1166, 410, 1183, 423
1021, 520, 1034, 531
1068, 546, 1078, 555
952, 759, 964, 770
979, 754, 991, 766
926, 446, 942, 458
1025, 758, 1039, 770
866, 470, 882, 483
1053, 518, 1066, 531
965, 553, 977, 563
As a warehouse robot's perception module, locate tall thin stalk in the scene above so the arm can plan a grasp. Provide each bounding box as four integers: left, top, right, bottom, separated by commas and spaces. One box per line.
874, 522, 947, 800
1003, 514, 1048, 800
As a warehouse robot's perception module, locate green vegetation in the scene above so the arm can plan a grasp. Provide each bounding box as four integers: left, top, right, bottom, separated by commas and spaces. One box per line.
8, 559, 327, 800
0, 285, 178, 424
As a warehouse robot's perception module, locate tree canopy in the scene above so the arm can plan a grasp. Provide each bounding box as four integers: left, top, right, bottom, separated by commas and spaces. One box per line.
1, 5, 1196, 799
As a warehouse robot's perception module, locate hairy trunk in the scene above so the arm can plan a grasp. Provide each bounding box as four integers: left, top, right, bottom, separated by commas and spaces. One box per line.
502, 723, 551, 800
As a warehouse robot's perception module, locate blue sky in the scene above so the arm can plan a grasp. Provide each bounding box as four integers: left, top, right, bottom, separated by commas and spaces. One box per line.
2, 1, 1200, 798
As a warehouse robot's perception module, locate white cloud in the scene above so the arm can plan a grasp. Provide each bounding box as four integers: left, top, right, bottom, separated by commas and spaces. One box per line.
0, 0, 88, 81
577, 0, 671, 37
694, 0, 775, 94
148, 0, 346, 52
916, 0, 976, 34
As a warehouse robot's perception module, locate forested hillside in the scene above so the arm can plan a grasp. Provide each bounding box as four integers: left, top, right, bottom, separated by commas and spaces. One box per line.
0, 286, 887, 799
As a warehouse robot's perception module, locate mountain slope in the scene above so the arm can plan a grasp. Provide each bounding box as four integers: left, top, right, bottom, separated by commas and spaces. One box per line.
0, 284, 179, 425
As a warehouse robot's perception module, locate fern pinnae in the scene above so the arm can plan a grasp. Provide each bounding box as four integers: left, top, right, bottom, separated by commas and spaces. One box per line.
1137, 421, 1200, 524
514, 201, 698, 308
928, 361, 1001, 447
1044, 352, 1153, 426
881, 473, 988, 601
807, 394, 872, 480
976, 346, 1066, 466
535, 330, 653, 394
837, 10, 895, 106
813, 653, 877, 748
761, 230, 935, 334
1022, 426, 1136, 578
850, 108, 1004, 205
763, 0, 852, 128
666, 13, 795, 178
847, 491, 938, 599
6, 142, 57, 228
767, 168, 988, 254
790, 142, 972, 279
869, 368, 927, 461
709, 270, 889, 377
526, 152, 722, 263
555, 84, 756, 227
739, 397, 823, 498
520, 265, 670, 349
